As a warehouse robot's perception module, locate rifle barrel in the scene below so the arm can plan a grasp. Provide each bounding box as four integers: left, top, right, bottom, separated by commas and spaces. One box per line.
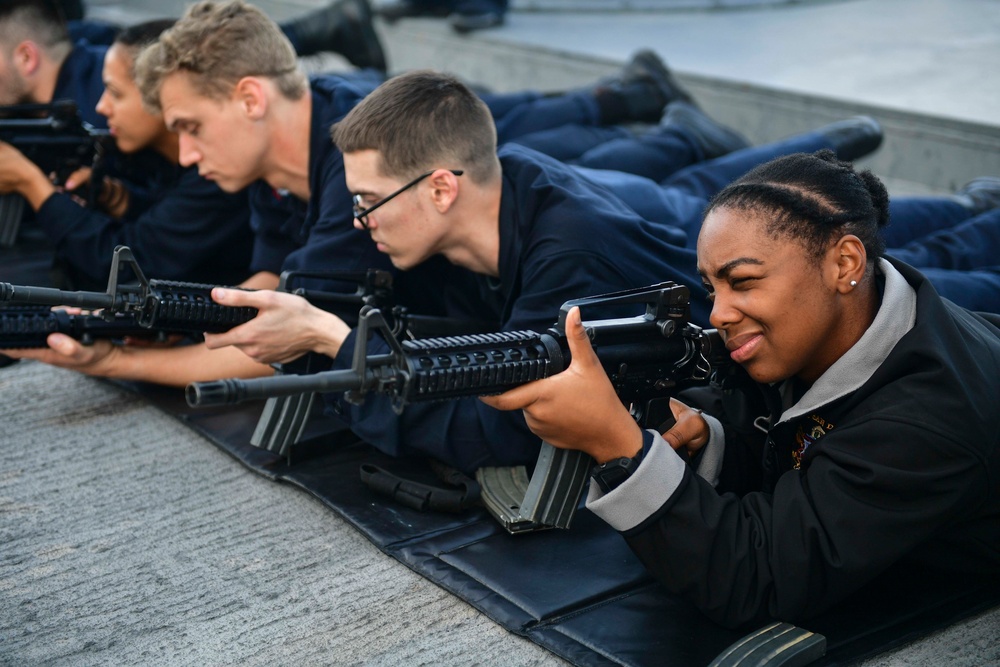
0, 283, 117, 310
187, 369, 366, 407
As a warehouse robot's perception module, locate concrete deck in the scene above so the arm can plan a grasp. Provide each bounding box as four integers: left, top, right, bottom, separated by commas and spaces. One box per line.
3, 1, 999, 664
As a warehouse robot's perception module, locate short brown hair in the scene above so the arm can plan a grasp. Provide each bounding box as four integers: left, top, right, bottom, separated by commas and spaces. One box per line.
135, 0, 306, 113
331, 70, 500, 185
0, 1, 70, 54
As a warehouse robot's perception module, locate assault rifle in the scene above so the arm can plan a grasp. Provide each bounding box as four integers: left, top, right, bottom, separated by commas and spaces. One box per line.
187, 282, 730, 533
0, 246, 402, 348
0, 100, 112, 246
0, 245, 259, 335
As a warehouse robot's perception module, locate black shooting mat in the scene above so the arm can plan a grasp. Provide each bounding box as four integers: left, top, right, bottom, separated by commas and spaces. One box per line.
111, 379, 1000, 667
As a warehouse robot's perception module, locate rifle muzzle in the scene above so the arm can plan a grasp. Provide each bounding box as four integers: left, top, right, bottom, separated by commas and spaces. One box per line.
186, 379, 247, 407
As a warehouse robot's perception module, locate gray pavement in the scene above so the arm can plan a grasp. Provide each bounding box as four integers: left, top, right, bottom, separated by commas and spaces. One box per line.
0, 361, 564, 666
503, 0, 1000, 128
3, 1, 1000, 664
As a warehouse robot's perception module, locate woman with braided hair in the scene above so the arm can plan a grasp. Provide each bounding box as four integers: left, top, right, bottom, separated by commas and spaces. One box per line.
482, 150, 1000, 628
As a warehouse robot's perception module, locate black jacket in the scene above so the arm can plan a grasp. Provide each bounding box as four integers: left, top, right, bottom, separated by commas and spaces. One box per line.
587, 258, 1000, 627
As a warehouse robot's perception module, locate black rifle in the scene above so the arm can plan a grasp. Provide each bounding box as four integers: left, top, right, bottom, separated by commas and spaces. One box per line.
0, 245, 258, 334
0, 100, 112, 247
0, 245, 404, 347
187, 282, 731, 533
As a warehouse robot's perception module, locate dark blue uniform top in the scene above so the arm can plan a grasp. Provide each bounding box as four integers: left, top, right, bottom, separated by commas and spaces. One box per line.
329, 144, 707, 473
52, 41, 108, 128
34, 150, 254, 290
247, 76, 389, 281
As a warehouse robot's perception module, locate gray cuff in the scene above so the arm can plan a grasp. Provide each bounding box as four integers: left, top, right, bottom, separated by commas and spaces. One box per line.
586, 430, 686, 532
694, 413, 725, 487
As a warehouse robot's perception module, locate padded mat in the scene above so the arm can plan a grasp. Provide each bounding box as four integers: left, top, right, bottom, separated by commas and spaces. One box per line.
111, 379, 1000, 666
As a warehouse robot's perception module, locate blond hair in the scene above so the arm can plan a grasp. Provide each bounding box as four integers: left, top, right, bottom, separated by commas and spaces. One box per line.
135, 0, 306, 112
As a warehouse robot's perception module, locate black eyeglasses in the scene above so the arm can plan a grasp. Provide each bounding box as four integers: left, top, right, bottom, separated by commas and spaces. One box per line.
353, 169, 464, 229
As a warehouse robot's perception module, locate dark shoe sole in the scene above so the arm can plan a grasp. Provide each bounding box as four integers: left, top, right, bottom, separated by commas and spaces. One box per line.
450, 11, 504, 33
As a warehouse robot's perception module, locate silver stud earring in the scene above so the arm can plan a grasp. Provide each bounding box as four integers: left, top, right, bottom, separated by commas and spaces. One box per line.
850, 280, 858, 287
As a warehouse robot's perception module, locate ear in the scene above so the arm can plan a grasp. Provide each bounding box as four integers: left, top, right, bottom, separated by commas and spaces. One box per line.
428, 168, 461, 213
12, 40, 41, 77
832, 234, 867, 293
232, 77, 268, 120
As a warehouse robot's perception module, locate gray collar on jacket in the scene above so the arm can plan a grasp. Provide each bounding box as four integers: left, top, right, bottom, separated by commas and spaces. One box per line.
779, 258, 917, 424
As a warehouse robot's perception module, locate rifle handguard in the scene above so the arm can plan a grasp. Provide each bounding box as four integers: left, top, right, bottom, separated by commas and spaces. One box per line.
137, 280, 257, 332
400, 330, 565, 400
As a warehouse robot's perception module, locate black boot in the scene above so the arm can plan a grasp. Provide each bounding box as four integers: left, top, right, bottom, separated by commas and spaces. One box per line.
593, 49, 695, 125
817, 116, 883, 162
377, 0, 452, 23
658, 101, 749, 160
954, 177, 1000, 215
617, 49, 695, 106
285, 0, 387, 72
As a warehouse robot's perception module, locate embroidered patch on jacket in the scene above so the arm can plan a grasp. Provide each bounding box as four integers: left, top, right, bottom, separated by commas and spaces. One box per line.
793, 414, 835, 469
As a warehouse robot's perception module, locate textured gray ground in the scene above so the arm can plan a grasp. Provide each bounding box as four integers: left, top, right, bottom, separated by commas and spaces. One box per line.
0, 361, 564, 666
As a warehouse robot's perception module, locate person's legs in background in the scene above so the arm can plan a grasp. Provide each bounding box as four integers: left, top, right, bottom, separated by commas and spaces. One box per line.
450, 0, 507, 33
885, 179, 1000, 247
661, 116, 883, 199
488, 50, 686, 147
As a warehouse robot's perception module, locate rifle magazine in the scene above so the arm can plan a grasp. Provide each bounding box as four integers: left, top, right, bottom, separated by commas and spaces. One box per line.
250, 392, 316, 457
476, 444, 592, 534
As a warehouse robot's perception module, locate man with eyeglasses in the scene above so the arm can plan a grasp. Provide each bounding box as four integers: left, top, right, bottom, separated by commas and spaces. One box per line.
197, 69, 710, 473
